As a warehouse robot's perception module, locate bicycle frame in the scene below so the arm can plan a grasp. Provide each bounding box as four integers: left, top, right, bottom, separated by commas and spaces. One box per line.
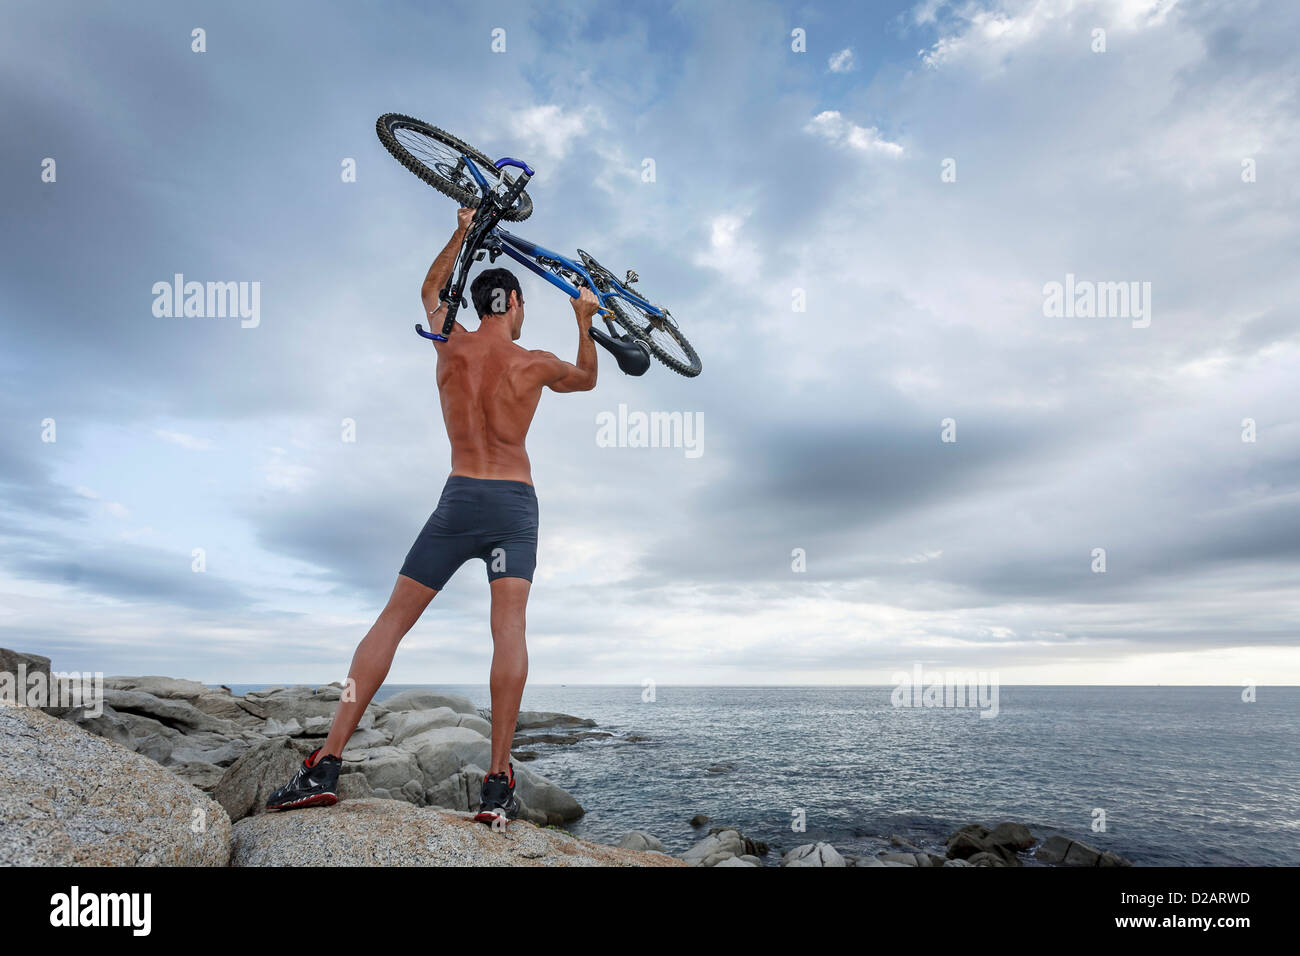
415, 153, 665, 343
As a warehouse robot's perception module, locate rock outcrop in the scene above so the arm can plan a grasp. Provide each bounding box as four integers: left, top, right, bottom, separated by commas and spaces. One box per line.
230, 799, 684, 867
0, 706, 231, 866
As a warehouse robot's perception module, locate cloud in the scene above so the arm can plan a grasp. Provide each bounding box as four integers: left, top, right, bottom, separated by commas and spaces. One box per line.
828, 47, 855, 72
154, 429, 213, 450
919, 0, 1182, 69
804, 111, 904, 157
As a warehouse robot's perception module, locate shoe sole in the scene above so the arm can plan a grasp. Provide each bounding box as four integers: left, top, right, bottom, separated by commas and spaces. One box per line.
267, 792, 338, 812
474, 810, 514, 825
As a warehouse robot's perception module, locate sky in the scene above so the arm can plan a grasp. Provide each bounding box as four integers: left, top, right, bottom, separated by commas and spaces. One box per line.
2, 0, 1298, 685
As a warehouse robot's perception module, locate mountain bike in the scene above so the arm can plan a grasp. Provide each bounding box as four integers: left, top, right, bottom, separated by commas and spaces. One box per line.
376, 113, 702, 377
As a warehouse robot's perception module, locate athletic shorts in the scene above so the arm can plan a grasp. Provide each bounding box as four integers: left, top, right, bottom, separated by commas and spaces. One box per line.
398, 476, 539, 591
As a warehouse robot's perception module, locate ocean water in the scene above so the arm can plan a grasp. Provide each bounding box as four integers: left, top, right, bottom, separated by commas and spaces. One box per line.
228, 684, 1300, 866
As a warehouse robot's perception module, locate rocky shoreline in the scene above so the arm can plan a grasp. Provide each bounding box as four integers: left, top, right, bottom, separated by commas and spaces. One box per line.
0, 648, 1131, 867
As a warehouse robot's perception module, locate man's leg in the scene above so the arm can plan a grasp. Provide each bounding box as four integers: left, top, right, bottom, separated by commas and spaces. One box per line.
487, 576, 530, 774
318, 574, 436, 759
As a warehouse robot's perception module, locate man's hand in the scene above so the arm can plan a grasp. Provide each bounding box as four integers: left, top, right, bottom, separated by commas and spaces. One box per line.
571, 286, 600, 325
456, 206, 474, 234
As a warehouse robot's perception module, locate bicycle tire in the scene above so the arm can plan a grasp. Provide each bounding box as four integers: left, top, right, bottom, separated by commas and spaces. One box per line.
579, 251, 702, 377
376, 113, 533, 222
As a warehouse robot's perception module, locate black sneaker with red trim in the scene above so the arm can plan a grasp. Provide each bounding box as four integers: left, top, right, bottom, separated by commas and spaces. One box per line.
265, 748, 342, 811
474, 763, 520, 824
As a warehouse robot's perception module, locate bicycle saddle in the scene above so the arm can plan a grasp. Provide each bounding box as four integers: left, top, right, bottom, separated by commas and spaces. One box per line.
589, 326, 651, 376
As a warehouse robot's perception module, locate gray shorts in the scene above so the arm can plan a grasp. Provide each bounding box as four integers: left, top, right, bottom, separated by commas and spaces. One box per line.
399, 476, 538, 591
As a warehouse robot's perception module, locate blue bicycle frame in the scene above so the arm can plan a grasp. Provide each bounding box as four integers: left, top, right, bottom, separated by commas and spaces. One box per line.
415, 153, 665, 343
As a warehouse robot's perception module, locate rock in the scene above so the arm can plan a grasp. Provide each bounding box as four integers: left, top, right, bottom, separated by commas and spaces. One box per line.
381, 689, 477, 715
104, 675, 211, 699
987, 821, 1036, 851
513, 764, 584, 825
166, 730, 250, 768
102, 688, 239, 736
889, 834, 922, 851
457, 714, 491, 737
0, 648, 52, 706
784, 842, 847, 867
706, 825, 767, 856
513, 711, 597, 731
379, 707, 461, 744
1030, 834, 1129, 866
214, 736, 314, 822
946, 822, 1022, 865
617, 831, 666, 853
682, 828, 748, 867
946, 824, 991, 860
230, 799, 683, 867
403, 725, 494, 782
968, 850, 1014, 867
689, 814, 710, 826
1063, 841, 1102, 866
1034, 834, 1072, 864
115, 711, 183, 764
705, 762, 735, 774
878, 851, 919, 866
265, 717, 303, 736
715, 855, 760, 867
0, 705, 230, 865
399, 726, 582, 824
343, 746, 424, 800
943, 857, 973, 867
67, 703, 137, 751
244, 685, 379, 728
338, 772, 374, 801
338, 728, 389, 753
171, 761, 227, 790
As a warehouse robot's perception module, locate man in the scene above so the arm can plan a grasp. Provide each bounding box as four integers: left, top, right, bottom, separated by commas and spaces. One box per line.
267, 206, 599, 821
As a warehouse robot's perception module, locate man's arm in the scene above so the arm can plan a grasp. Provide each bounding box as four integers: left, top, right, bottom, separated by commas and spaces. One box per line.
534, 287, 600, 392
420, 207, 475, 321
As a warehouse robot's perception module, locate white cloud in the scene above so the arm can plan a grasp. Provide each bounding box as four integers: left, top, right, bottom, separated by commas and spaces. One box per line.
154, 429, 213, 450
828, 47, 855, 73
919, 0, 1182, 69
804, 110, 904, 157
507, 104, 604, 162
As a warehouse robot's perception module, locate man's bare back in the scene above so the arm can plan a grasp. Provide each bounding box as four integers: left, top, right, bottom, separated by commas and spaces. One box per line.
424, 209, 599, 485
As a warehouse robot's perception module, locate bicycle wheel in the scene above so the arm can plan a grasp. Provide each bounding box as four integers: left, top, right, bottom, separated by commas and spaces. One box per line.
376, 113, 533, 222
578, 251, 702, 377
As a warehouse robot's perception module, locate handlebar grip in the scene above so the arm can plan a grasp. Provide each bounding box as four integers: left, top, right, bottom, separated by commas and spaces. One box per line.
498, 169, 531, 213
440, 297, 461, 337
494, 157, 535, 176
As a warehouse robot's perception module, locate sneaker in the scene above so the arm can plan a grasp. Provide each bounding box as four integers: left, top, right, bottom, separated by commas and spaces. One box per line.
474, 763, 520, 823
265, 748, 342, 811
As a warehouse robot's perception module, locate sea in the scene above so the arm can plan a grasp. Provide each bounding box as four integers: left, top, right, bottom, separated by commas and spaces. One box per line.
224, 684, 1300, 866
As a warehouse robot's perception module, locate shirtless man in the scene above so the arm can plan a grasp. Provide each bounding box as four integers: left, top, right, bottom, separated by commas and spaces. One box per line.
267, 206, 599, 821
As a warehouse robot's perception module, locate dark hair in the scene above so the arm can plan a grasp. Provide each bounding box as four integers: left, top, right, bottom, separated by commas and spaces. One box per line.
470, 268, 522, 317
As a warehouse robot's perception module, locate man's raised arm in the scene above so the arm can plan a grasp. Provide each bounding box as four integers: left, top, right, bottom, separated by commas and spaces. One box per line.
420, 206, 475, 320
533, 287, 600, 393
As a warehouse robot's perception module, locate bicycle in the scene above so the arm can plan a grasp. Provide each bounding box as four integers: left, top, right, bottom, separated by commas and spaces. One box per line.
376, 113, 702, 378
